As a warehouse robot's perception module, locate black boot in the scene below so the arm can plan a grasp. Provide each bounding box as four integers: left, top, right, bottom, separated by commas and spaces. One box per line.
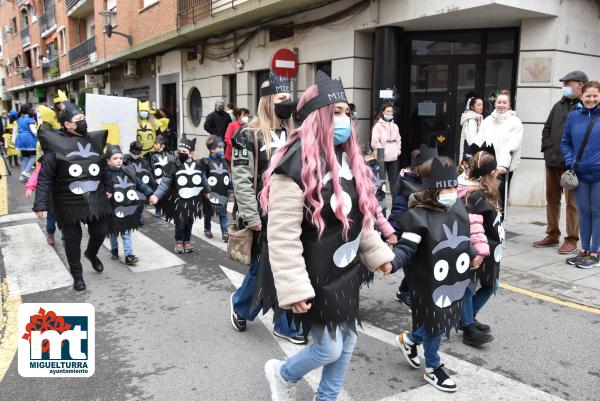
473, 319, 491, 333
73, 276, 86, 291
462, 325, 494, 347
84, 250, 104, 272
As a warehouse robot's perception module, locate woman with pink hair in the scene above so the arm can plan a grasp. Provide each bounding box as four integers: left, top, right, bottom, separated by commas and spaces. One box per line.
260, 72, 394, 401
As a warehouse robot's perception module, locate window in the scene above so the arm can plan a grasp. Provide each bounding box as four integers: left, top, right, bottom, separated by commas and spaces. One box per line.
189, 87, 202, 127
58, 28, 67, 55
105, 0, 117, 26
142, 0, 159, 8
315, 61, 332, 79
11, 18, 18, 34
228, 74, 237, 105
255, 69, 270, 107
32, 46, 39, 67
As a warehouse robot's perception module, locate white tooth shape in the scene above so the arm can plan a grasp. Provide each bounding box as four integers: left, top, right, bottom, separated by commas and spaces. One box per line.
178, 187, 202, 199
333, 230, 362, 268
71, 186, 84, 195
323, 152, 354, 185
330, 191, 352, 216
116, 211, 124, 218
442, 296, 451, 308
435, 295, 445, 308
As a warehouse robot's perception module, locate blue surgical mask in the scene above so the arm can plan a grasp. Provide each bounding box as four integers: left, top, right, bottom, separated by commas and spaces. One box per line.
216, 150, 224, 159
333, 116, 352, 145
139, 111, 149, 119
383, 114, 394, 121
438, 192, 458, 207
561, 86, 573, 98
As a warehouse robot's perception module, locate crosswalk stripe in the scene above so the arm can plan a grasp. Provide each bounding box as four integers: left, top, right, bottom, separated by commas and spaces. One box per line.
0, 212, 36, 225
102, 230, 184, 273
0, 223, 72, 295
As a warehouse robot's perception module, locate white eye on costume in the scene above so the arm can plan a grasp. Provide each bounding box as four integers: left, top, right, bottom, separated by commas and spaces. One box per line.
142, 175, 150, 184
177, 176, 188, 186
88, 163, 100, 176
224, 176, 230, 186
154, 168, 162, 177
69, 164, 83, 177
456, 253, 470, 274
114, 192, 124, 203
208, 176, 217, 186
434, 260, 449, 282
192, 175, 202, 185
494, 244, 503, 262
330, 191, 352, 216
126, 189, 138, 201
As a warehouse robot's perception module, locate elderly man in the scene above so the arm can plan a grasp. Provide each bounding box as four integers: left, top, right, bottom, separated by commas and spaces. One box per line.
203, 99, 232, 140
534, 70, 588, 254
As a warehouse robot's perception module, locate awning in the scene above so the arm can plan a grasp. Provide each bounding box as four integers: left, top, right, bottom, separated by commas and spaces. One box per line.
45, 31, 58, 44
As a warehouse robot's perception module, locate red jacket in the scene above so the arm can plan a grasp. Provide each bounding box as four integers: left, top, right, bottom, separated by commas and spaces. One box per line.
224, 120, 243, 162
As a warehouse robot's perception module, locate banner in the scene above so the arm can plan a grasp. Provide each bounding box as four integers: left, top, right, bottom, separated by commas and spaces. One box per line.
85, 93, 137, 147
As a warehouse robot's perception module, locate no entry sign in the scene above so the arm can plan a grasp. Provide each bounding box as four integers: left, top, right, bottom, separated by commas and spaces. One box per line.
271, 48, 298, 78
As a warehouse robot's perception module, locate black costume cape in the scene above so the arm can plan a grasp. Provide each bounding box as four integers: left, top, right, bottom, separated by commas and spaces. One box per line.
254, 140, 372, 341
204, 157, 230, 212
109, 166, 146, 235
162, 159, 207, 222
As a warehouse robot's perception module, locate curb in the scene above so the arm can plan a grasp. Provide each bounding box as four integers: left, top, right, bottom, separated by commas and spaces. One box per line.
0, 279, 20, 382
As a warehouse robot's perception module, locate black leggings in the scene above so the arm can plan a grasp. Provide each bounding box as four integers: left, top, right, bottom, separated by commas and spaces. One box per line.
385, 160, 399, 192
61, 217, 110, 278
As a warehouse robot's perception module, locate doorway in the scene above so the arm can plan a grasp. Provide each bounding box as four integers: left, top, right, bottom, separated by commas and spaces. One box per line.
161, 82, 177, 129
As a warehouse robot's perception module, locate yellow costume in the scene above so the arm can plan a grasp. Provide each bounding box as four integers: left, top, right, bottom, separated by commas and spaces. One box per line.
136, 100, 158, 156
3, 121, 20, 157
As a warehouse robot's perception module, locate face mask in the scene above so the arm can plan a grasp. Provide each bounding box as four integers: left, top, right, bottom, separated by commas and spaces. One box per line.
438, 192, 458, 207
217, 105, 225, 112
274, 99, 293, 120
215, 150, 224, 159
178, 152, 189, 163
383, 114, 394, 121
333, 116, 352, 145
74, 120, 87, 135
139, 111, 149, 119
240, 116, 249, 124
561, 86, 573, 98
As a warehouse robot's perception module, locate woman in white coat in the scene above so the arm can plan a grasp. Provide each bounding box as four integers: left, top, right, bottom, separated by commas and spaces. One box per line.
480, 89, 523, 210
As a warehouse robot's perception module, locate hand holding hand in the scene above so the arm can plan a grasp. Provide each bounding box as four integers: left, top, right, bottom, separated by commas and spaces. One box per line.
35, 211, 46, 220
386, 234, 398, 246
471, 255, 484, 269
497, 166, 508, 175
149, 195, 159, 205
291, 300, 311, 314
377, 262, 392, 276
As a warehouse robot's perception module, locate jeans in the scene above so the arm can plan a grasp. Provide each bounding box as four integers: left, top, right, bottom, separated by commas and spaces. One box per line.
574, 181, 600, 253
460, 279, 499, 326
281, 327, 357, 401
408, 326, 441, 369
154, 206, 163, 216
20, 153, 35, 175
61, 217, 110, 278
174, 218, 194, 242
108, 230, 133, 256
204, 206, 228, 235
232, 259, 299, 336
46, 211, 57, 235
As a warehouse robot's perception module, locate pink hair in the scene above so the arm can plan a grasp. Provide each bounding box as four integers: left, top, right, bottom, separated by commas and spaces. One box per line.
260, 84, 377, 239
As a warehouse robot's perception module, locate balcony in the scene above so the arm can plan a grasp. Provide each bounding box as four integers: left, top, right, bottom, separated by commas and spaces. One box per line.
20, 26, 31, 48
176, 0, 249, 28
66, 0, 94, 18
40, 5, 57, 37
42, 57, 60, 80
68, 36, 96, 67
20, 68, 34, 83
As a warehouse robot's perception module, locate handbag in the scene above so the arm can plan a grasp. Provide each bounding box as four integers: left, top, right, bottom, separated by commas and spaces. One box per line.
227, 131, 259, 265
560, 114, 599, 190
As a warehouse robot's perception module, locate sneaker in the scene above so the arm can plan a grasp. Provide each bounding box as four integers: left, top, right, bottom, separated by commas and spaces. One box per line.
395, 290, 411, 310
395, 331, 420, 369
273, 330, 307, 345
184, 242, 194, 253
46, 233, 55, 246
204, 230, 213, 239
222, 234, 229, 243
576, 254, 600, 269
424, 364, 457, 392
110, 249, 119, 260
230, 293, 246, 332
264, 359, 297, 401
125, 255, 139, 266
174, 241, 184, 254
567, 251, 588, 265
532, 236, 559, 248
19, 175, 28, 182
462, 325, 494, 347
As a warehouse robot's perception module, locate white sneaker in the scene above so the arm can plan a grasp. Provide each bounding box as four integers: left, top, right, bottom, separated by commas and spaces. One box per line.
265, 359, 297, 401
424, 364, 457, 392
395, 331, 420, 368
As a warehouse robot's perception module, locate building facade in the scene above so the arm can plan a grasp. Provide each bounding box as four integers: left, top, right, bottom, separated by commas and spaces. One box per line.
1, 0, 600, 206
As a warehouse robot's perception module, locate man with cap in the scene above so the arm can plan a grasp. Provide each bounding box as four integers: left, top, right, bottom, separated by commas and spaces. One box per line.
33, 102, 113, 291
203, 99, 232, 140
534, 70, 588, 254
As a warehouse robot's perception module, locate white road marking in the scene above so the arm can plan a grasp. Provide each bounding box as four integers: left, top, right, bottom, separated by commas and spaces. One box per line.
0, 223, 72, 295
0, 212, 37, 225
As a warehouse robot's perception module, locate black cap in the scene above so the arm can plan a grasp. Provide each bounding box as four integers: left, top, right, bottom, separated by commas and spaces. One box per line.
105, 144, 123, 158
154, 134, 167, 145
129, 141, 143, 154
260, 71, 291, 98
179, 134, 196, 152
422, 157, 458, 189
413, 144, 439, 167
297, 71, 347, 122
559, 70, 588, 83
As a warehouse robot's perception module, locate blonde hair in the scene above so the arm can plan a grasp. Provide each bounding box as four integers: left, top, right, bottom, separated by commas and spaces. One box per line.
249, 80, 293, 157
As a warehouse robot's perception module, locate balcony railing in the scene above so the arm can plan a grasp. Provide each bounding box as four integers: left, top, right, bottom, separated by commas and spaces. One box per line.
20, 26, 30, 48
176, 0, 248, 28
42, 57, 60, 80
40, 5, 57, 35
68, 36, 96, 66
20, 69, 34, 83
65, 0, 80, 10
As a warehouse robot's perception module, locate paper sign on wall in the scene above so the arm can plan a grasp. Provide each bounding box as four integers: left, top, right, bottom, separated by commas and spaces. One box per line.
85, 94, 138, 147
379, 89, 394, 99
418, 101, 436, 116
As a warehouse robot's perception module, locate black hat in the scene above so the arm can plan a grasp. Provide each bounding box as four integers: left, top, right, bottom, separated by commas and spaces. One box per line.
413, 144, 439, 167
179, 134, 196, 152
58, 102, 82, 126
422, 157, 458, 189
129, 141, 143, 154
154, 134, 167, 145
260, 71, 290, 98
470, 142, 497, 178
297, 71, 348, 121
559, 70, 588, 83
105, 144, 123, 158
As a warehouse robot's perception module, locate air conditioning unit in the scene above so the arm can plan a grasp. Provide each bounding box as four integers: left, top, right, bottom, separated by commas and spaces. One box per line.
4, 26, 13, 35
123, 60, 139, 78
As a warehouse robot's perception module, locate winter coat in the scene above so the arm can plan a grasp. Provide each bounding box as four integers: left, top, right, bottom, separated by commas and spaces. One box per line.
560, 104, 600, 183
224, 120, 243, 163
480, 110, 523, 171
371, 119, 401, 162
468, 213, 490, 257
204, 110, 232, 139
459, 111, 483, 160
542, 96, 580, 167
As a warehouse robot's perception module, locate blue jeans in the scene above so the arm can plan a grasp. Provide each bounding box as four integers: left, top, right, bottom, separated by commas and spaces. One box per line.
204, 207, 228, 235
574, 181, 600, 253
408, 326, 441, 369
108, 230, 133, 256
155, 206, 163, 216
461, 279, 499, 326
20, 155, 35, 175
232, 259, 299, 336
46, 210, 57, 235
281, 327, 357, 401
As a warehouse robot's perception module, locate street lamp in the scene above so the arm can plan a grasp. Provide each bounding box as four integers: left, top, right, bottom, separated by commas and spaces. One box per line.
99, 10, 132, 46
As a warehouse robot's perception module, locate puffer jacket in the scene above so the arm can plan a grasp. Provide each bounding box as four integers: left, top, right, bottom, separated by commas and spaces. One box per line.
480, 110, 523, 171
560, 104, 600, 183
371, 119, 401, 162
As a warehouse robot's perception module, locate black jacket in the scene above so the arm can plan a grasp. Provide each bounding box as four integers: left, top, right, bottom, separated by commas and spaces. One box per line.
204, 110, 232, 139
542, 96, 580, 167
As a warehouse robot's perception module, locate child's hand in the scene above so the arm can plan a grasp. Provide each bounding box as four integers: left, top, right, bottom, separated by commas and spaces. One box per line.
106, 192, 112, 199
377, 262, 392, 277
471, 255, 484, 270
386, 234, 398, 246
291, 300, 311, 314
25, 189, 34, 199
149, 195, 158, 205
